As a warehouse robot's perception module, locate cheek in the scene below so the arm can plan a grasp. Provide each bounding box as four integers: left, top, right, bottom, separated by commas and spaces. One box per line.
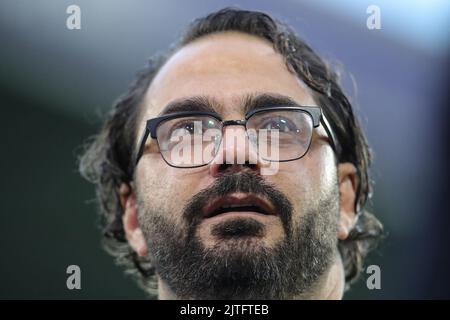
267, 144, 336, 213
135, 164, 178, 218
300, 141, 336, 189
135, 162, 200, 225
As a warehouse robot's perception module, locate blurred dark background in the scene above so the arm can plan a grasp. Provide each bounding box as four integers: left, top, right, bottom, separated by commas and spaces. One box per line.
0, 0, 449, 299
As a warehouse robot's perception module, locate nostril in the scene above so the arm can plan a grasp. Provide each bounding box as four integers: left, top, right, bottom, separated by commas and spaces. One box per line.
243, 161, 258, 170
217, 163, 230, 173
216, 161, 258, 174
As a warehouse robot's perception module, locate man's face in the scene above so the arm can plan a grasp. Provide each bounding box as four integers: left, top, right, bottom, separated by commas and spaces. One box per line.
132, 32, 341, 299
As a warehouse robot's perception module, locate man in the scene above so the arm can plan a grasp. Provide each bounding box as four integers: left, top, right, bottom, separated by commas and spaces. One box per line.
80, 8, 383, 299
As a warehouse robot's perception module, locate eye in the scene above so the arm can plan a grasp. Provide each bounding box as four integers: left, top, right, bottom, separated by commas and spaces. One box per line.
171, 119, 202, 135
260, 117, 299, 133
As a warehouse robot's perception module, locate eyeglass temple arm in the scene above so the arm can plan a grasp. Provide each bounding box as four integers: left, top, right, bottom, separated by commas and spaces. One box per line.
134, 128, 150, 166
320, 115, 342, 158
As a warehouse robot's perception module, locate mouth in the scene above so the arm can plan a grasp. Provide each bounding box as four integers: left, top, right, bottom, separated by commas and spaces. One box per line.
202, 193, 277, 219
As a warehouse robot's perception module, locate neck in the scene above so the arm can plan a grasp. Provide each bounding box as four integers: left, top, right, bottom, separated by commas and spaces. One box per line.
157, 253, 345, 300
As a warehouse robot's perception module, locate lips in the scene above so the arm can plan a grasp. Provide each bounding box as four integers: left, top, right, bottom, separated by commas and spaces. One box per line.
202, 193, 276, 219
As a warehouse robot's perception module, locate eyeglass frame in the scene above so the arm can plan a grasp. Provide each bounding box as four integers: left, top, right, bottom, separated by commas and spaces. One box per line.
134, 105, 341, 168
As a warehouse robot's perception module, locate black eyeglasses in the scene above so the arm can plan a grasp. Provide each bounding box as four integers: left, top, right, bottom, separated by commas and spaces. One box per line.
135, 106, 340, 168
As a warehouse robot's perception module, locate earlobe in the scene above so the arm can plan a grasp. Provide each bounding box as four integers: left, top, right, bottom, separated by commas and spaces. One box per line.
337, 163, 358, 241
120, 183, 148, 257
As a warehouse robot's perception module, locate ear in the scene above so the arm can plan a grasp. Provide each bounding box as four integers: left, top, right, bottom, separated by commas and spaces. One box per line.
337, 163, 358, 241
120, 183, 148, 257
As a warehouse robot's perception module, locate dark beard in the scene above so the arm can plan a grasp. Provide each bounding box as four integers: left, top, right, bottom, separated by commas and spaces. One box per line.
138, 171, 339, 299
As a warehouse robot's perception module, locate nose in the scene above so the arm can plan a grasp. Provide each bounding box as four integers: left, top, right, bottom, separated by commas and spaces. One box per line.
209, 125, 263, 177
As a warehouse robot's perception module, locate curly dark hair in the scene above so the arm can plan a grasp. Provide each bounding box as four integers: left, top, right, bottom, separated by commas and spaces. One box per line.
79, 8, 383, 297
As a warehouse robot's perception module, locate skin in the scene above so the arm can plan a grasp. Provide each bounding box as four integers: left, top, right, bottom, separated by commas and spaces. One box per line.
119, 31, 358, 299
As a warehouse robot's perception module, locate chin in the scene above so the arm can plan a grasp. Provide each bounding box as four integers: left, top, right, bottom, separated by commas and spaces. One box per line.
197, 215, 285, 250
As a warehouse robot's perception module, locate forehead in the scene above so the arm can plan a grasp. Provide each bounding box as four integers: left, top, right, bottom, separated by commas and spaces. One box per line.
141, 31, 316, 122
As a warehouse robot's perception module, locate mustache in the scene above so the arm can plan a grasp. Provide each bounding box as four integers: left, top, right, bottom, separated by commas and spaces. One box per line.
182, 171, 294, 234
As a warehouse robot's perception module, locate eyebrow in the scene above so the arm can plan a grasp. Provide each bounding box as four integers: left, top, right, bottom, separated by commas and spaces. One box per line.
242, 93, 299, 114
158, 93, 301, 117
158, 96, 219, 115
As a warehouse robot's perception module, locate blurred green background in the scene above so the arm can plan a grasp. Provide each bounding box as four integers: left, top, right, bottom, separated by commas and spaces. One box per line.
0, 0, 449, 299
